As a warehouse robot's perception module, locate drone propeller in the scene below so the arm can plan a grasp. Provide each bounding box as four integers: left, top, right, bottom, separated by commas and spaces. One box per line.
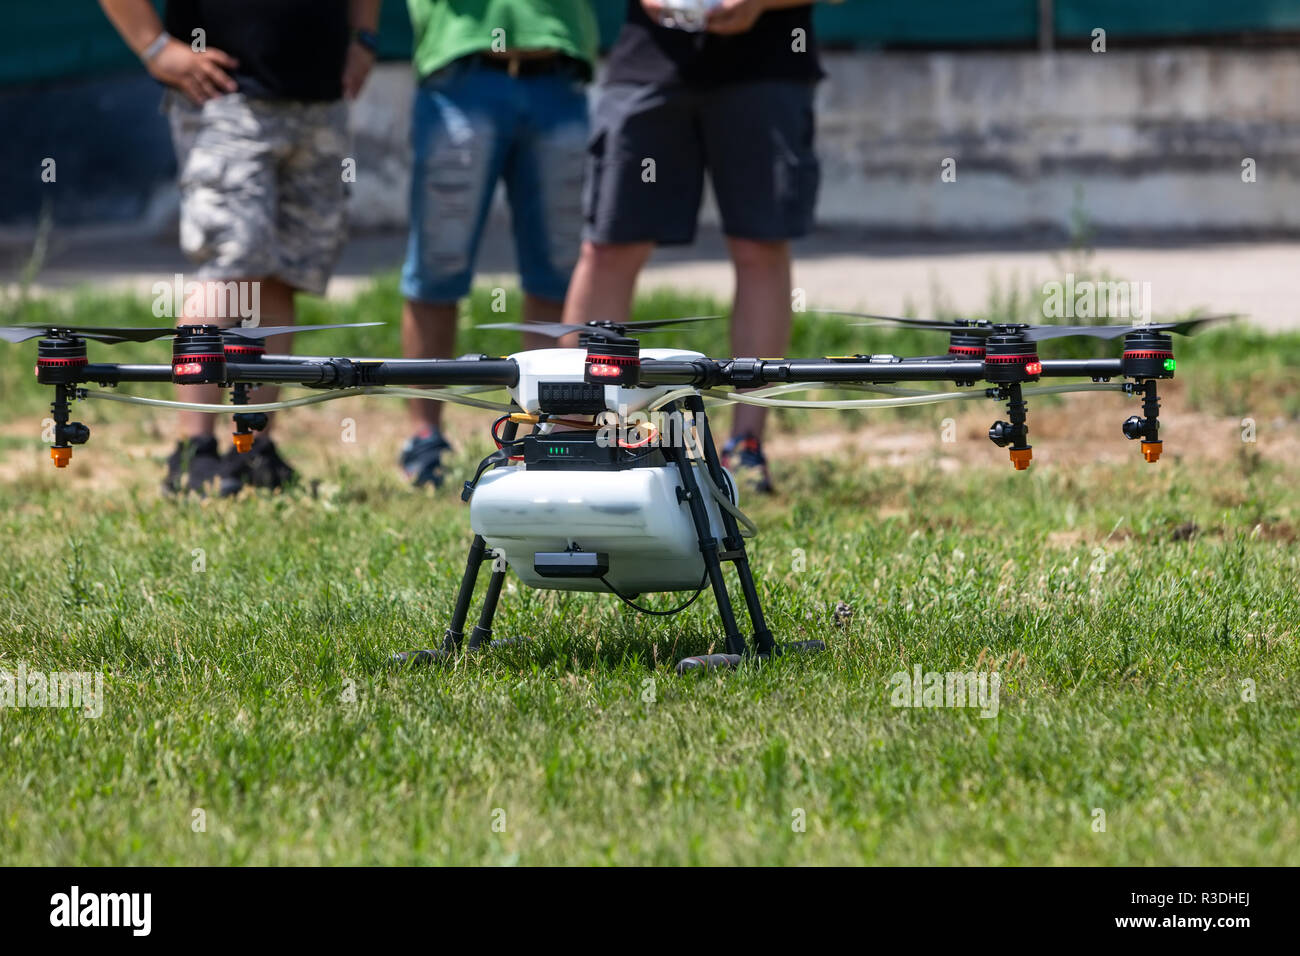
480, 315, 721, 339
0, 321, 381, 345
222, 322, 382, 339
1012, 315, 1237, 341
818, 310, 1235, 342
1, 325, 135, 344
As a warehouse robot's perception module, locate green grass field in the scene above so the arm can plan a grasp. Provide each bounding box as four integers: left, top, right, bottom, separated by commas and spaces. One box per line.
1, 280, 1297, 864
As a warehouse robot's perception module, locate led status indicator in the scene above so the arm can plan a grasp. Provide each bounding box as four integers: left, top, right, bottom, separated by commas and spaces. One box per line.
1163, 358, 1176, 371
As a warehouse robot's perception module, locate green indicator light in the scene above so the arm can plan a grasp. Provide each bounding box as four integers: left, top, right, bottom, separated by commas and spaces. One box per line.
1163, 358, 1176, 372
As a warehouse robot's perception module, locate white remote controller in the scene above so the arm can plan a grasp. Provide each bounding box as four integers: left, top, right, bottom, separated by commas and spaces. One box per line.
658, 0, 723, 33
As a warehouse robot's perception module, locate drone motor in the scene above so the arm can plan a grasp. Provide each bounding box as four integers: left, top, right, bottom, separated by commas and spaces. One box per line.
171, 325, 228, 385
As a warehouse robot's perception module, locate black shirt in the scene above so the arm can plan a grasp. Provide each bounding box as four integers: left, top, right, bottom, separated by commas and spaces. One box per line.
163, 0, 349, 101
603, 1, 823, 88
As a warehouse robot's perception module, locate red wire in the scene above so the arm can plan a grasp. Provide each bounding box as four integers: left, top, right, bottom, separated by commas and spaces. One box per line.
492, 416, 524, 460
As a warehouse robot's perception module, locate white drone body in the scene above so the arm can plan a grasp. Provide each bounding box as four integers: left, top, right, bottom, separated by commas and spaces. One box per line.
469, 348, 737, 594
505, 347, 701, 415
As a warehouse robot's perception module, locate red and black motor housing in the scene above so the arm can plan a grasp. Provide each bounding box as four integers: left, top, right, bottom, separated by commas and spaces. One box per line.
982, 331, 1042, 383
35, 336, 88, 385
172, 324, 228, 385
1120, 329, 1175, 379
582, 332, 640, 388
222, 333, 266, 364
947, 331, 987, 359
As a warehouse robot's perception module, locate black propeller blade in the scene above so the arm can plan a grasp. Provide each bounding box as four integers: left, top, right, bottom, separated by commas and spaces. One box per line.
837, 313, 994, 334
621, 314, 722, 330
0, 325, 155, 344
1018, 314, 1238, 341
222, 322, 383, 339
816, 310, 1236, 341
479, 315, 721, 338
0, 321, 381, 345
478, 321, 595, 339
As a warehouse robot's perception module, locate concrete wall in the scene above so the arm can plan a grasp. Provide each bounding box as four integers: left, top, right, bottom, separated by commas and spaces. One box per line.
5, 47, 1300, 241
340, 47, 1300, 239
812, 48, 1300, 237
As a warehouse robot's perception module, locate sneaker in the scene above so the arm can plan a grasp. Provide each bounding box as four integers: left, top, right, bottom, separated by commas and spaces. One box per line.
722, 432, 774, 494
162, 436, 223, 496
221, 434, 298, 495
400, 427, 452, 488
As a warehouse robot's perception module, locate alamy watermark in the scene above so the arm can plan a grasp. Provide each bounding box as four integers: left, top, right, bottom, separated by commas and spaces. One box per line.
889, 665, 1000, 718
594, 406, 688, 449
1, 663, 103, 718
1042, 272, 1151, 322
151, 273, 261, 325
49, 886, 150, 936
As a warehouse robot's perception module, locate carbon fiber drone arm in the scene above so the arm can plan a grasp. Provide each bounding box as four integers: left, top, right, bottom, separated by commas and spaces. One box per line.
636, 356, 1126, 387
72, 355, 1122, 390
72, 357, 521, 389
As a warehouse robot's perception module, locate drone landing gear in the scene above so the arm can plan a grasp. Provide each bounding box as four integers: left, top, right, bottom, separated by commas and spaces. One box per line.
669, 398, 824, 675
390, 533, 519, 666
393, 405, 825, 673
393, 416, 530, 668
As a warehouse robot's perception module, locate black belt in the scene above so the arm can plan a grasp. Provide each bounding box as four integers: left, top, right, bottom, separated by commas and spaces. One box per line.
470, 52, 585, 79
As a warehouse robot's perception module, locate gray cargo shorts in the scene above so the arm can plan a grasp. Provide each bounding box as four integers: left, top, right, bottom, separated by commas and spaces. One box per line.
166, 92, 350, 295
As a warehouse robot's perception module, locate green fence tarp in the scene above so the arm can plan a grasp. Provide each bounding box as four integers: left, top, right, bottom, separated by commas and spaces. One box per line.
1054, 0, 1300, 38
816, 1, 1036, 45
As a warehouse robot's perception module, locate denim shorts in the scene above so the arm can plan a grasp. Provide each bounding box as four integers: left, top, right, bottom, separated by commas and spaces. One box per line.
401, 57, 590, 304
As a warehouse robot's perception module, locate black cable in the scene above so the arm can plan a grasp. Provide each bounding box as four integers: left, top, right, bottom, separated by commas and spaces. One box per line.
600, 572, 708, 617
491, 415, 526, 450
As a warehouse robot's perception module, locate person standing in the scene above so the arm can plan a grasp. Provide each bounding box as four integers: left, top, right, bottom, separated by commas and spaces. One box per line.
98, 0, 381, 495
397, 0, 598, 487
563, 0, 829, 492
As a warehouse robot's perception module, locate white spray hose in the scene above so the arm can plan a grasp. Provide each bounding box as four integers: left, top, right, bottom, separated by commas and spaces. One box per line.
81, 385, 515, 414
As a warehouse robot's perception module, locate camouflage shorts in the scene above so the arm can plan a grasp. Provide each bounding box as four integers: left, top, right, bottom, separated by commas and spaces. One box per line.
166, 92, 350, 295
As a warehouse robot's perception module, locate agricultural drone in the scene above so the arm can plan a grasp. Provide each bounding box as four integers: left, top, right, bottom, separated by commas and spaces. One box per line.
2, 311, 1221, 673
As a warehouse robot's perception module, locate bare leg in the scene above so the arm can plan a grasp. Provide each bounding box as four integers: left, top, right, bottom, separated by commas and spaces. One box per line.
244, 279, 295, 432
726, 237, 792, 440
402, 293, 565, 430
402, 298, 459, 432
561, 240, 654, 328
176, 277, 296, 440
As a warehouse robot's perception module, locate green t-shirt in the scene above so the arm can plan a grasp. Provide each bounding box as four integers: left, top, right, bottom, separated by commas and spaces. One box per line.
407, 0, 599, 79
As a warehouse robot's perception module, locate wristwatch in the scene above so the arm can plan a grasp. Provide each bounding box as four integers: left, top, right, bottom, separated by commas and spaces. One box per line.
352, 28, 379, 55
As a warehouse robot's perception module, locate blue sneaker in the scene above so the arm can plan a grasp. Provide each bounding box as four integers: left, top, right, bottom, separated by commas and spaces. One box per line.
722, 432, 774, 494
400, 427, 453, 488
